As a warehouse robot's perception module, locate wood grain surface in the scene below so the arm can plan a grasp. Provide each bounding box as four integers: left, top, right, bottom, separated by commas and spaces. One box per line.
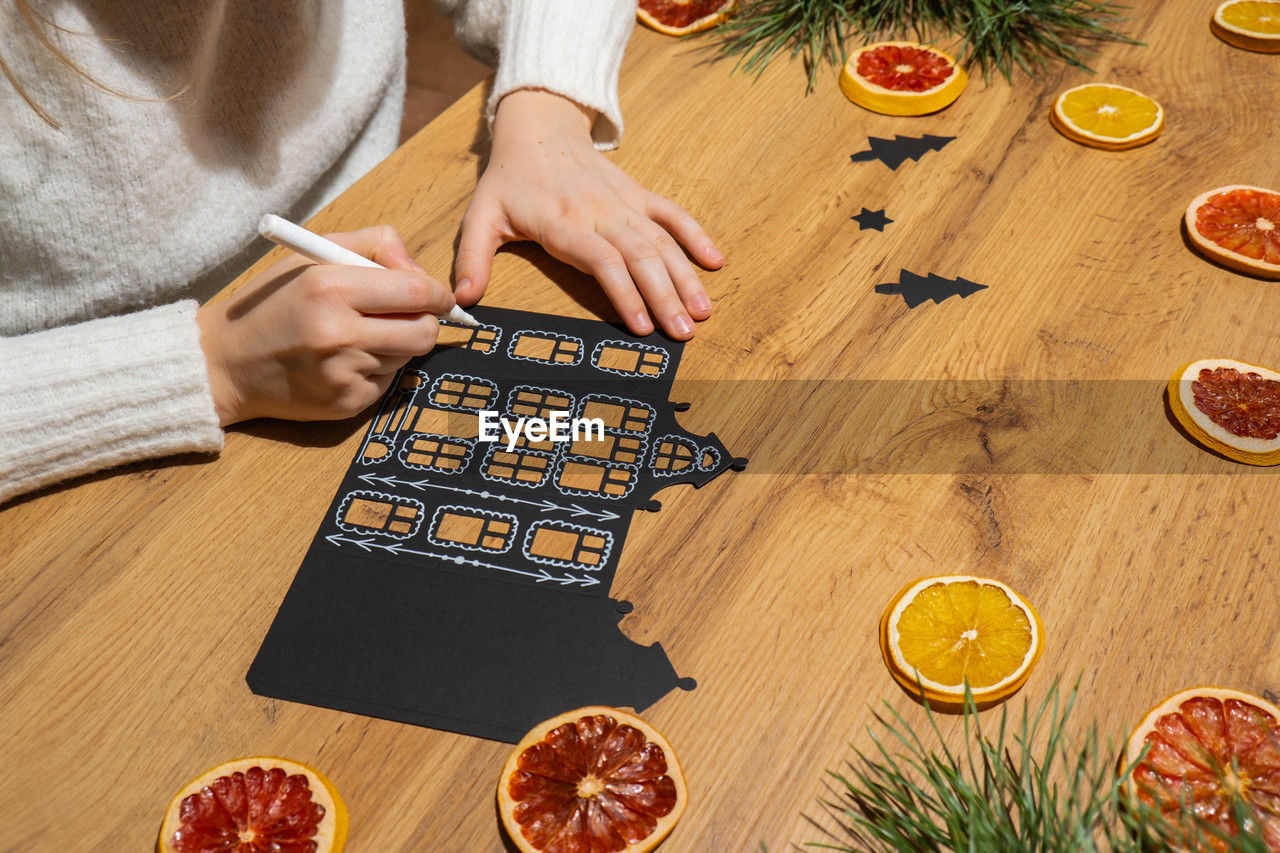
4, 4, 1280, 850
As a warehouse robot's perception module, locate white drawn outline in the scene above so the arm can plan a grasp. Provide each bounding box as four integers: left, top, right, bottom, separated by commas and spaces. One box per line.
552, 455, 638, 500
506, 329, 584, 366
590, 339, 669, 378
699, 444, 723, 471
522, 519, 614, 572
335, 490, 425, 540
504, 384, 577, 420
478, 444, 556, 490
436, 319, 502, 354
324, 534, 600, 587
398, 432, 476, 474
576, 393, 654, 436
427, 504, 518, 554
649, 434, 697, 477
358, 368, 430, 464
428, 372, 498, 413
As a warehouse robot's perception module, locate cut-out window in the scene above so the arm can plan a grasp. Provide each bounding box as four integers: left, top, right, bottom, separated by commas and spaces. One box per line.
337, 491, 423, 538
431, 375, 496, 411
403, 435, 471, 472
581, 398, 651, 434
362, 440, 391, 462
436, 322, 499, 354
413, 408, 480, 439
525, 522, 611, 569
509, 332, 582, 365
652, 437, 695, 473
484, 449, 551, 486
558, 460, 634, 497
508, 386, 574, 420
430, 507, 515, 552
569, 432, 643, 465
592, 342, 667, 377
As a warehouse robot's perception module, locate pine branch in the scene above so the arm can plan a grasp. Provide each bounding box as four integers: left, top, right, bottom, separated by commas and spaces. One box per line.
808, 679, 1272, 852
712, 0, 1141, 92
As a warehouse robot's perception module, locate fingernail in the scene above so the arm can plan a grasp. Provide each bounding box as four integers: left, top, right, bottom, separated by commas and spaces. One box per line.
633, 313, 654, 335
672, 314, 694, 336
690, 293, 712, 313
456, 277, 471, 294
706, 245, 725, 265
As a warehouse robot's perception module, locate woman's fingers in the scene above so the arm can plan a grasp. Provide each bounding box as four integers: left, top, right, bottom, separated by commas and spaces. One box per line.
646, 195, 725, 271
598, 221, 695, 340
545, 229, 654, 335
335, 268, 455, 317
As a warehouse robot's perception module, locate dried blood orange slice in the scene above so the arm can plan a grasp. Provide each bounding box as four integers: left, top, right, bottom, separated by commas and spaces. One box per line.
637, 0, 735, 37
879, 575, 1043, 709
1213, 0, 1280, 52
1051, 83, 1163, 150
839, 42, 967, 116
1186, 185, 1280, 279
158, 757, 347, 853
1168, 358, 1280, 466
498, 707, 687, 853
1124, 687, 1280, 850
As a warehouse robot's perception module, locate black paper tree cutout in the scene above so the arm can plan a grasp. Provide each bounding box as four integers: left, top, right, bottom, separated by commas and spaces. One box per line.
248, 306, 746, 743
850, 134, 956, 170
875, 269, 987, 308
851, 207, 893, 231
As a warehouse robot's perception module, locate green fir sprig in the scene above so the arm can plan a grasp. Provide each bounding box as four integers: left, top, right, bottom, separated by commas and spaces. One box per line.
803, 680, 1271, 852
713, 0, 1141, 91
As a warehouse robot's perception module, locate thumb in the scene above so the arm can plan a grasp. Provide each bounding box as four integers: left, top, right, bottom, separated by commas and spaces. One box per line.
454, 207, 504, 306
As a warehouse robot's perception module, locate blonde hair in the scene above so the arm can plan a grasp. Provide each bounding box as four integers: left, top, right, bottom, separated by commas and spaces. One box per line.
1, 0, 180, 129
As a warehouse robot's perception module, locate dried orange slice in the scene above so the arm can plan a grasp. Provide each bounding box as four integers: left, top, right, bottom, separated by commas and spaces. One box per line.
1124, 687, 1280, 850
637, 0, 735, 37
1213, 0, 1280, 52
498, 707, 687, 853
1051, 83, 1163, 150
839, 42, 967, 116
1168, 358, 1280, 466
158, 756, 347, 853
879, 575, 1043, 708
1186, 185, 1280, 279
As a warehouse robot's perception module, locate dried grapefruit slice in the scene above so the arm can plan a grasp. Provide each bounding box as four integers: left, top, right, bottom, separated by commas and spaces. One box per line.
1051, 83, 1163, 150
498, 706, 687, 853
879, 575, 1043, 709
1124, 687, 1280, 850
839, 42, 967, 116
158, 756, 347, 853
637, 0, 735, 37
1186, 185, 1280, 279
1168, 358, 1280, 466
1213, 0, 1280, 52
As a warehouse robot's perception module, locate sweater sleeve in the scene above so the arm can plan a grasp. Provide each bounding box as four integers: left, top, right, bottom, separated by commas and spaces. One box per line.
0, 301, 223, 505
435, 0, 636, 150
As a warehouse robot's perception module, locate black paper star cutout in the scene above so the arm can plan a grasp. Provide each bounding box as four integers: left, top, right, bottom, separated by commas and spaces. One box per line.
851, 207, 893, 231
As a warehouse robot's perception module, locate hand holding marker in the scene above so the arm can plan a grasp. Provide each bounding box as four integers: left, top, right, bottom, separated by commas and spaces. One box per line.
258, 214, 479, 327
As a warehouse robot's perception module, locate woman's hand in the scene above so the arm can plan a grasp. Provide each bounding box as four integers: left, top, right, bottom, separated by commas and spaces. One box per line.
454, 88, 724, 341
197, 226, 453, 425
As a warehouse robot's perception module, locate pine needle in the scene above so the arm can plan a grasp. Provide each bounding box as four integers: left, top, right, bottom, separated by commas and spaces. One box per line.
805, 679, 1272, 852
713, 0, 1142, 92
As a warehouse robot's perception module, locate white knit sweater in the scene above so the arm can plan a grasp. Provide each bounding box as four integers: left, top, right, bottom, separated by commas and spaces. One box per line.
0, 0, 634, 505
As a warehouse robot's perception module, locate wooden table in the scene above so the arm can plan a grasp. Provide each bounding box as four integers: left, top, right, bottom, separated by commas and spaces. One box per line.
4, 5, 1279, 849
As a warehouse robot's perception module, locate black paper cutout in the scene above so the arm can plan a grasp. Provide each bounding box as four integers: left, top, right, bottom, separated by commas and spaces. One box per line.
875, 269, 988, 308
851, 207, 894, 231
247, 306, 744, 743
850, 134, 955, 170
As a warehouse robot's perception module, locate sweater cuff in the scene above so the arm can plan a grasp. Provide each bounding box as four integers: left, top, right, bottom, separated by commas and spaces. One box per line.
487, 0, 635, 150
0, 301, 223, 504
